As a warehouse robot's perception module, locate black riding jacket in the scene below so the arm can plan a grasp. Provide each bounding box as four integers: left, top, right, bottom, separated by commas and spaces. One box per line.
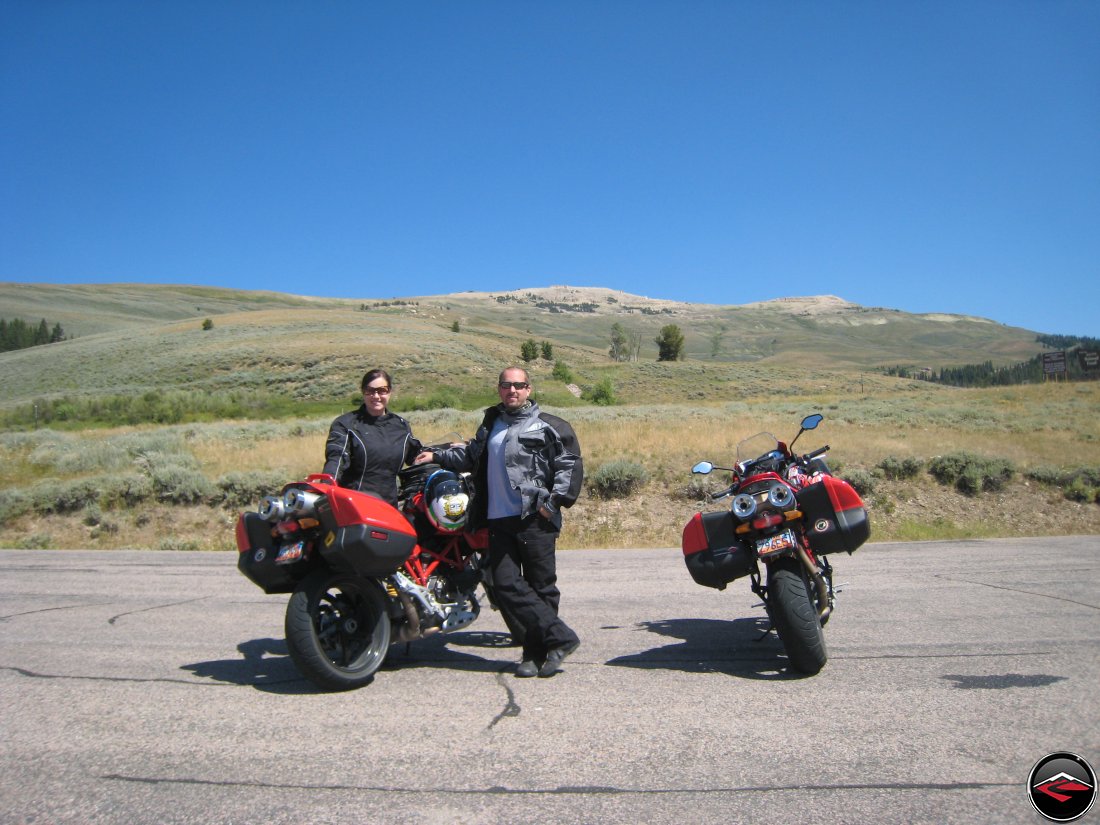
322, 406, 421, 506
433, 402, 583, 530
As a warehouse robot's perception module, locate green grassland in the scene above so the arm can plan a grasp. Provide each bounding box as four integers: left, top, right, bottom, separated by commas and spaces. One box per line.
1, 282, 1096, 551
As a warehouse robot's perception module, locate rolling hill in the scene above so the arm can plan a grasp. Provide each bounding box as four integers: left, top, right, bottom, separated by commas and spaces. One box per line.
0, 281, 1049, 413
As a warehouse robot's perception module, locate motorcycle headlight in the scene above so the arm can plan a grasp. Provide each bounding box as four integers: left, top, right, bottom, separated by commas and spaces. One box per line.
731, 493, 757, 520
767, 482, 795, 509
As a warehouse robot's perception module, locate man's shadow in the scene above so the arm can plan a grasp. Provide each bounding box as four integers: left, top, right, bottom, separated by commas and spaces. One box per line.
606, 617, 811, 680
180, 631, 514, 694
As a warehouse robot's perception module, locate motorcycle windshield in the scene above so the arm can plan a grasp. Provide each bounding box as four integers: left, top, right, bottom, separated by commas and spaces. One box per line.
736, 432, 779, 464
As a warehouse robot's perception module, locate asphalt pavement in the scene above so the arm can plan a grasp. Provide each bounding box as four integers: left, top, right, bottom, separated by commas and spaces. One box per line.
1, 537, 1098, 824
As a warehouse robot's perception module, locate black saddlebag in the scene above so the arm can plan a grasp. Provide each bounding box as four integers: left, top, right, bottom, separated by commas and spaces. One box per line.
235, 512, 305, 594
796, 475, 870, 555
681, 511, 754, 590
318, 523, 417, 576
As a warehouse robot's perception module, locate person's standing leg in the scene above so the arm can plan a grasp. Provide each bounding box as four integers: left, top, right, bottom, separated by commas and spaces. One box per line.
489, 521, 548, 668
516, 519, 579, 654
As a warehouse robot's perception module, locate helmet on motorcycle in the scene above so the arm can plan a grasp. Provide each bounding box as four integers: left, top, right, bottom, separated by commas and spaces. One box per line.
423, 470, 470, 532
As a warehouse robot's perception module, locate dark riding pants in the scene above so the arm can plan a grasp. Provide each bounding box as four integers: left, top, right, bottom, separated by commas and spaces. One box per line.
487, 515, 579, 660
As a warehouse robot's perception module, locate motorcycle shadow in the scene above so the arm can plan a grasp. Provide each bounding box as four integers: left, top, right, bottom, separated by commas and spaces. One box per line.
180, 637, 313, 695
181, 631, 516, 693
382, 630, 515, 673
605, 617, 810, 681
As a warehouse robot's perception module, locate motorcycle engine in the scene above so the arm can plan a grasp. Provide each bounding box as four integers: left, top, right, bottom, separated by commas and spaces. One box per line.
424, 572, 480, 633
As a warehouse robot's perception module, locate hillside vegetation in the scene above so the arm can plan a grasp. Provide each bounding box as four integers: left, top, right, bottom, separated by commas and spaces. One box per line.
1, 282, 1096, 551
0, 282, 1048, 419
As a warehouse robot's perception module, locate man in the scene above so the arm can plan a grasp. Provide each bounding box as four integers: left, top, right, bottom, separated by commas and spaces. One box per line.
416, 367, 583, 678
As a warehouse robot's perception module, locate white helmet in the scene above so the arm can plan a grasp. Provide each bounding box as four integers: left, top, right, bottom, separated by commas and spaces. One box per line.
423, 470, 469, 532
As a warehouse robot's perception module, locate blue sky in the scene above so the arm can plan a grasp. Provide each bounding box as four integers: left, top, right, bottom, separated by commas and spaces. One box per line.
2, 1, 1098, 337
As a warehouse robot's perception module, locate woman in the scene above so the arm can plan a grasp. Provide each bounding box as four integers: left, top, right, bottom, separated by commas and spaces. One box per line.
322, 369, 422, 506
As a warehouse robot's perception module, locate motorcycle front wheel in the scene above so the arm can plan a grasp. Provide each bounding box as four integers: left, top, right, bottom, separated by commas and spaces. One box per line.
767, 556, 827, 675
285, 569, 392, 691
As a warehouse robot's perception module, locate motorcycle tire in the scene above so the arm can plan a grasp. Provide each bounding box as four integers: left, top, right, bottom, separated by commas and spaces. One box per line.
767, 556, 828, 675
285, 569, 391, 691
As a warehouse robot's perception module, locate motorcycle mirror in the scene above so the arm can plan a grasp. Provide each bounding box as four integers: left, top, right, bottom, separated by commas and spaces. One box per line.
691, 461, 714, 475
789, 413, 824, 451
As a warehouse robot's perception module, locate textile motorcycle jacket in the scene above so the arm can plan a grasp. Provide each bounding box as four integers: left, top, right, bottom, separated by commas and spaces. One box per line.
434, 401, 583, 530
323, 407, 421, 506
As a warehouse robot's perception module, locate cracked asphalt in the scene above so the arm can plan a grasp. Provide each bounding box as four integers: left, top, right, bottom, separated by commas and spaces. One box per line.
1, 538, 1098, 824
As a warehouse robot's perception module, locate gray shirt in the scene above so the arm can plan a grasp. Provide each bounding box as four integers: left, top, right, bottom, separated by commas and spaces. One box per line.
486, 416, 523, 519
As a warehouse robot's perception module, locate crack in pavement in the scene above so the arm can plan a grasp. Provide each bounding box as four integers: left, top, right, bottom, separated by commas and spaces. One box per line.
487, 667, 521, 728
100, 772, 1018, 795
108, 596, 210, 625
934, 574, 1100, 611
0, 601, 115, 621
0, 664, 300, 687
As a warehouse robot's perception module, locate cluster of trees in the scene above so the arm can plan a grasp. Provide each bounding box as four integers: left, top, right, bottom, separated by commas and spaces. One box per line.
520, 339, 554, 362
359, 300, 419, 310
885, 335, 1100, 387
533, 300, 599, 313
609, 322, 685, 362
0, 318, 66, 352
1037, 333, 1100, 350
884, 360, 1049, 387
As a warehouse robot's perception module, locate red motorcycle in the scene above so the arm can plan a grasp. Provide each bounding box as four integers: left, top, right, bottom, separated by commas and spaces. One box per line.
235, 461, 518, 691
681, 414, 869, 674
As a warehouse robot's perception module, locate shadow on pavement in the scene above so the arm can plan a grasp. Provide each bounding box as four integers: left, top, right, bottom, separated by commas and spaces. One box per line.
180, 630, 514, 693
180, 637, 312, 694
605, 617, 811, 680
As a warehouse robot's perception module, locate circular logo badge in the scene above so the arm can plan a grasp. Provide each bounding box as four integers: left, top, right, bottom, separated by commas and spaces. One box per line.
1028, 752, 1096, 822
253, 548, 266, 563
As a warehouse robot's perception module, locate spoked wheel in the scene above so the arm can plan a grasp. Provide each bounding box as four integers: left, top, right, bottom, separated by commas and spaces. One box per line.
285, 569, 391, 691
767, 556, 827, 675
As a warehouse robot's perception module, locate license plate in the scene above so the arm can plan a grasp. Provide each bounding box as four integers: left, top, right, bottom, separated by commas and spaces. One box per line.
756, 529, 796, 558
275, 540, 305, 565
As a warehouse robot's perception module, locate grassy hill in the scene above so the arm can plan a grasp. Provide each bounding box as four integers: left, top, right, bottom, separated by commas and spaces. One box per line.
0, 281, 1097, 551
0, 282, 1049, 419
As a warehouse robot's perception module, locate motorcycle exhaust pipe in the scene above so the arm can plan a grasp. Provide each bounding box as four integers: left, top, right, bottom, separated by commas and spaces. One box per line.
395, 591, 423, 643
258, 495, 287, 522
394, 591, 443, 642
282, 488, 322, 517
794, 543, 832, 623
732, 493, 757, 520
768, 483, 794, 509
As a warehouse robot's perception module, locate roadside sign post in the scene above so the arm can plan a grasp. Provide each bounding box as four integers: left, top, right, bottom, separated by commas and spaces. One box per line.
1042, 351, 1067, 382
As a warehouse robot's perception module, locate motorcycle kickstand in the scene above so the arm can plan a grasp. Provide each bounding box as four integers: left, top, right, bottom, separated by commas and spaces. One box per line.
749, 574, 776, 641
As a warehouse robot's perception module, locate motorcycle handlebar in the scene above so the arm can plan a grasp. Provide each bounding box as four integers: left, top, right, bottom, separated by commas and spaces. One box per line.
804, 445, 830, 460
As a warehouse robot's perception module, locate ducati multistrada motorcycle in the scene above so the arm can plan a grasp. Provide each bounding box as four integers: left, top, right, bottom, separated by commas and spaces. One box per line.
235, 461, 518, 691
681, 414, 870, 674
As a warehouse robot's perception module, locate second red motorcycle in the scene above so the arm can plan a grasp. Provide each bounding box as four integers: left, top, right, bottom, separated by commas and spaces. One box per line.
681, 413, 870, 674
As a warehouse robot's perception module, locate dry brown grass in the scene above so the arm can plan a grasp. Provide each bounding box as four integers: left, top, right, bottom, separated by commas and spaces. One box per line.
1, 382, 1097, 551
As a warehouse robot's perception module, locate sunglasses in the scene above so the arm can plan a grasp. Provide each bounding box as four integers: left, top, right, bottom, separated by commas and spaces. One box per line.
364, 386, 391, 396
498, 381, 530, 390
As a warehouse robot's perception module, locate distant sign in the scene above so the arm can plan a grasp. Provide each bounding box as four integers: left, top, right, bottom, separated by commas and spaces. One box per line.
1077, 350, 1099, 372
1042, 351, 1067, 375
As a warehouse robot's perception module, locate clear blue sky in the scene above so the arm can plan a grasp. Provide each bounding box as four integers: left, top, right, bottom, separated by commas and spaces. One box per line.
2, 1, 1098, 337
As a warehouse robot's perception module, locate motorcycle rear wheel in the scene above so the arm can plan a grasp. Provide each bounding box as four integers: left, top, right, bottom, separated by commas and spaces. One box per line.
285, 569, 391, 691
767, 556, 827, 675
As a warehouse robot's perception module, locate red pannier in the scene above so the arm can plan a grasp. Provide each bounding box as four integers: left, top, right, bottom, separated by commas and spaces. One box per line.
681, 511, 754, 590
